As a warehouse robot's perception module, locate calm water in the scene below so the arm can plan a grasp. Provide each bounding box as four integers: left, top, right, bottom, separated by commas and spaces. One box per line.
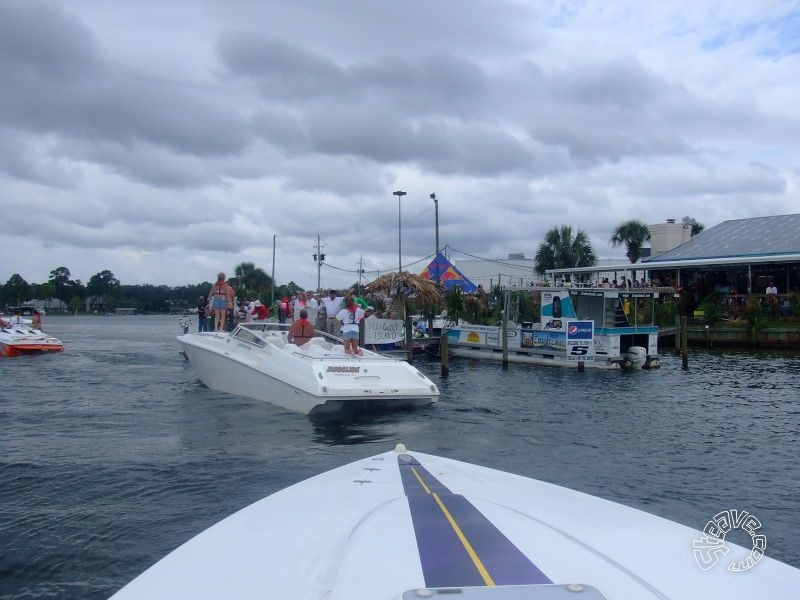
1, 315, 798, 599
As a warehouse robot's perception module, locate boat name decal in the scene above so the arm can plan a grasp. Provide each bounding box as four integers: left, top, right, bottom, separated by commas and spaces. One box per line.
327, 365, 360, 373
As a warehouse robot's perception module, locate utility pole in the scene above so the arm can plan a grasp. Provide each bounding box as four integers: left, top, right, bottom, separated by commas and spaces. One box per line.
430, 193, 440, 287
357, 254, 365, 294
316, 235, 322, 292
271, 234, 276, 306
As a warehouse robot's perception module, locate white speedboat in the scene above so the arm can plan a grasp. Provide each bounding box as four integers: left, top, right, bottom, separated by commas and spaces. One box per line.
0, 321, 64, 357
177, 323, 439, 415
111, 444, 799, 599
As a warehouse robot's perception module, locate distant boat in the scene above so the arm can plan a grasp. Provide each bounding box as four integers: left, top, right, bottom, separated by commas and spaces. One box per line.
446, 286, 662, 369
177, 322, 439, 415
0, 321, 64, 357
110, 444, 799, 599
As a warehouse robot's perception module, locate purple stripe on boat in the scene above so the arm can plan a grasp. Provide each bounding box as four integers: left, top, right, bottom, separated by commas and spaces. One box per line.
399, 454, 552, 587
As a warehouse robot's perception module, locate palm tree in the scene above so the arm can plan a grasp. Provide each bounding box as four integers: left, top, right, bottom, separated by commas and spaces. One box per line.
534, 225, 597, 275
681, 216, 704, 236
233, 262, 273, 299
610, 219, 651, 264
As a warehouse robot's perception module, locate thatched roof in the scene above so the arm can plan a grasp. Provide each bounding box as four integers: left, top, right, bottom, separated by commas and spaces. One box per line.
363, 271, 443, 305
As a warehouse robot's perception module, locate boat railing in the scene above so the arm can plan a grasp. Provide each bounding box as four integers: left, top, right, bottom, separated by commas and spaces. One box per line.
239, 322, 401, 361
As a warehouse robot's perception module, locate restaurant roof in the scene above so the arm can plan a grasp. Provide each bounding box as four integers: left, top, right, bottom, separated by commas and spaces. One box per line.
645, 213, 800, 263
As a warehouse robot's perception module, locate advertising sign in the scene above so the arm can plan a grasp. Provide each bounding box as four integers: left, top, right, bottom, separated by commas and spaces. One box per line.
521, 329, 566, 352
566, 320, 594, 361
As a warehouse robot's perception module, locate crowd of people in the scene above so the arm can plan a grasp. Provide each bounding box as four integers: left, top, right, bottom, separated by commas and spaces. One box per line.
196, 277, 378, 354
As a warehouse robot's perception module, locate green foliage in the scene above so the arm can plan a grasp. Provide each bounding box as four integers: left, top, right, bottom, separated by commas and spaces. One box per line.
696, 292, 724, 325
610, 219, 651, 264
2, 274, 30, 307
681, 216, 704, 235
789, 293, 800, 318
535, 225, 597, 275
233, 262, 273, 300
445, 288, 465, 324
744, 296, 764, 340
87, 270, 121, 297
655, 299, 678, 327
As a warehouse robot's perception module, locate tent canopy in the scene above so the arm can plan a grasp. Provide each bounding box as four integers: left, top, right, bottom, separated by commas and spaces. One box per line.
420, 252, 478, 293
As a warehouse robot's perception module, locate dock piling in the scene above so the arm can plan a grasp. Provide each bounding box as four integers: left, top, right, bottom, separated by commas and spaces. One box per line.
440, 333, 449, 377
681, 316, 689, 369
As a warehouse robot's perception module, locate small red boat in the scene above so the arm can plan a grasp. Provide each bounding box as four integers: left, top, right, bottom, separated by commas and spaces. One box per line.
0, 322, 64, 357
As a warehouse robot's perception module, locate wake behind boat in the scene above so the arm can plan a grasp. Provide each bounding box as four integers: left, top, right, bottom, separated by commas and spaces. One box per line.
177, 323, 439, 415
0, 321, 64, 357
111, 444, 800, 599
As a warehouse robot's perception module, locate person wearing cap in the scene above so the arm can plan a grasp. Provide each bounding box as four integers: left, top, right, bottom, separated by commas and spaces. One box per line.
288, 308, 315, 346
321, 289, 343, 335
252, 300, 269, 321
196, 295, 209, 332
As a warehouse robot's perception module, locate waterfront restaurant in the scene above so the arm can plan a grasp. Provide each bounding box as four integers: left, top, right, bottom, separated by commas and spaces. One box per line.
642, 213, 800, 299
546, 213, 800, 313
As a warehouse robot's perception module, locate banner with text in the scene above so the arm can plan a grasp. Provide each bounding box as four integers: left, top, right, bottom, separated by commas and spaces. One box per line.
364, 318, 404, 345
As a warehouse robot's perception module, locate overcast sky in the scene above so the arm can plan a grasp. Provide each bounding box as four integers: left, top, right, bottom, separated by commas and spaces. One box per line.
1, 1, 798, 291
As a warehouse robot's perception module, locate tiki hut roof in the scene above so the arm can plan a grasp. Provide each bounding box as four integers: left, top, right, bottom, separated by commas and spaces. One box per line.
363, 271, 442, 305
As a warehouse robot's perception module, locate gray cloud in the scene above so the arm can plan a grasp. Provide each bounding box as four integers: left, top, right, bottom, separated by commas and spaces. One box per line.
0, 1, 798, 288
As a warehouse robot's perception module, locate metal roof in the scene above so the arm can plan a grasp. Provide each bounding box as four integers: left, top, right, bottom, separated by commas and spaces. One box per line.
645, 213, 800, 263
546, 213, 800, 275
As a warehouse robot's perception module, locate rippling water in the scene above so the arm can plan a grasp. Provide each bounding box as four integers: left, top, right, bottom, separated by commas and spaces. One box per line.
1, 315, 798, 599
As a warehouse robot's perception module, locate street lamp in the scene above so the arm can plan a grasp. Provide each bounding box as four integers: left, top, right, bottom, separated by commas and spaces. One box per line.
393, 190, 406, 274
430, 193, 440, 287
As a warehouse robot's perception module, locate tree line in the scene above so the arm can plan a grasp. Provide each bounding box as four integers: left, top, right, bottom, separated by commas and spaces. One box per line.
2, 217, 703, 312
0, 262, 306, 314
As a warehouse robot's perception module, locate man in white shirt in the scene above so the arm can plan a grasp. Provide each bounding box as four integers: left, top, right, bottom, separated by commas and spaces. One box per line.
766, 282, 778, 295
321, 289, 343, 335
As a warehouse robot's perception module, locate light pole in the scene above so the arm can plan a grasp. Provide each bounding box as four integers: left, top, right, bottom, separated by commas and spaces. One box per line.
393, 190, 406, 274
430, 193, 440, 287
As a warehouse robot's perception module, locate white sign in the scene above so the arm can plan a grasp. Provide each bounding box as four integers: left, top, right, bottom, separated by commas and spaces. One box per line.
363, 318, 404, 344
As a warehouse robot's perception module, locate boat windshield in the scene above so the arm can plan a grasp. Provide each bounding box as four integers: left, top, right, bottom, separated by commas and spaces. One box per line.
232, 326, 266, 347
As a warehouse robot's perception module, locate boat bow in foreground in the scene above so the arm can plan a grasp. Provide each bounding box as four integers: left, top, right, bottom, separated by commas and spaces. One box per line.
111, 445, 799, 599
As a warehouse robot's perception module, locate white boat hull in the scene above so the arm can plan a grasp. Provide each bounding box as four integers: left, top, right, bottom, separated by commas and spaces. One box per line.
178, 328, 438, 415
0, 323, 64, 357
111, 447, 800, 599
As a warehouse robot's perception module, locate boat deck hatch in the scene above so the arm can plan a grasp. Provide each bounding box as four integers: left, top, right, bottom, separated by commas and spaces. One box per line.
402, 584, 607, 598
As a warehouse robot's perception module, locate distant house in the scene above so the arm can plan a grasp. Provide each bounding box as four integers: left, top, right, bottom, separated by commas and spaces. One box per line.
28, 298, 68, 312
85, 295, 105, 312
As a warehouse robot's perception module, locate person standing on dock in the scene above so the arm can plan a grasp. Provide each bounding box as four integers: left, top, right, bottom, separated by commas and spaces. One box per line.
322, 289, 343, 335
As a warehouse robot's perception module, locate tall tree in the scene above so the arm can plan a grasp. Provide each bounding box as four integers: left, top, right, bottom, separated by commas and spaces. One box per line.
87, 270, 121, 297
681, 216, 704, 236
610, 219, 651, 264
233, 262, 272, 299
534, 225, 597, 275
49, 266, 71, 301
3, 274, 30, 306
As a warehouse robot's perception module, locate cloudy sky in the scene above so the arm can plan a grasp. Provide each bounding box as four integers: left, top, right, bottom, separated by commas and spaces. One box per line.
1, 1, 798, 291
